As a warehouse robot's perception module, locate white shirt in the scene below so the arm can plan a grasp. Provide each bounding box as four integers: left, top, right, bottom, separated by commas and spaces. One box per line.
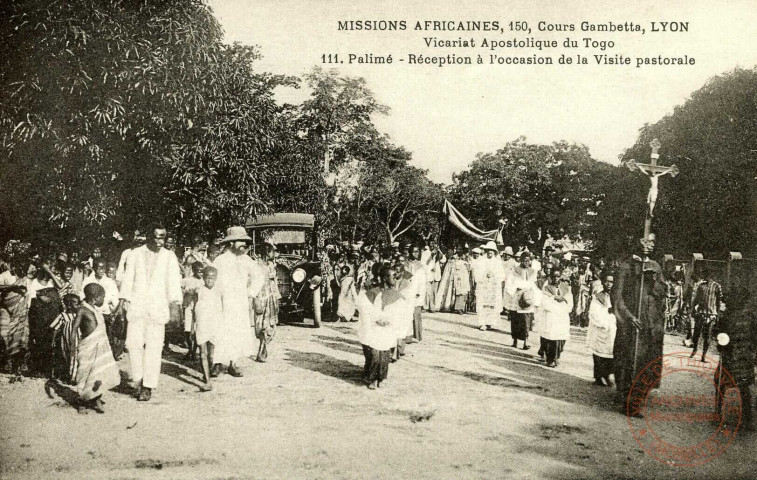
81, 274, 120, 315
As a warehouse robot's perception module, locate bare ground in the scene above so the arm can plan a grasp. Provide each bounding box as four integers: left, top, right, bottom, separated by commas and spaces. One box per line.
1, 312, 755, 480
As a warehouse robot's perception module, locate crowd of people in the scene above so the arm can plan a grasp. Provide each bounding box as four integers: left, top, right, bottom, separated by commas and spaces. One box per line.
326, 240, 615, 388
0, 224, 281, 411
327, 237, 754, 428
0, 228, 754, 429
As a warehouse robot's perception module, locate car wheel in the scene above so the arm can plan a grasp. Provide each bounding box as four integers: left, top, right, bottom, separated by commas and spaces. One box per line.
312, 286, 321, 328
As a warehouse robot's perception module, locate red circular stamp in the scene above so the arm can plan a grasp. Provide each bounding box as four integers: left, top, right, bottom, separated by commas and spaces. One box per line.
626, 351, 742, 467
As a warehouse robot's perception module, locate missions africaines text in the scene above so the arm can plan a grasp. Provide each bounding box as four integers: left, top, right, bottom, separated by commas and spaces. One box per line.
338, 20, 646, 32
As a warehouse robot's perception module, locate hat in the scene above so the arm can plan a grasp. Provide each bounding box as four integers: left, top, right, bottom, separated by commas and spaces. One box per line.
503, 246, 514, 256
564, 252, 573, 261
483, 241, 498, 252
221, 226, 252, 244
519, 289, 535, 309
520, 251, 532, 259
57, 253, 68, 262
472, 247, 483, 254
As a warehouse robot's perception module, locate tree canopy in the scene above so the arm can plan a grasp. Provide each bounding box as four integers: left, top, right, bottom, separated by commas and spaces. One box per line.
449, 137, 618, 250
0, 0, 292, 243
1, 1, 754, 259
600, 67, 757, 258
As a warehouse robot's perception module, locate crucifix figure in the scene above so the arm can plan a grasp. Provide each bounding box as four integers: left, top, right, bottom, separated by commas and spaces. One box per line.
616, 139, 681, 403
624, 138, 679, 218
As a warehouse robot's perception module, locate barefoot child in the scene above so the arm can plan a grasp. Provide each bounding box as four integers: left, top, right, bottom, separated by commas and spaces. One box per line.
194, 266, 221, 392
182, 261, 205, 360
73, 283, 120, 413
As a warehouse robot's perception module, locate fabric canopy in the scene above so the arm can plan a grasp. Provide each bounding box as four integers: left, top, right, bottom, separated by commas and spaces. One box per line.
442, 200, 502, 243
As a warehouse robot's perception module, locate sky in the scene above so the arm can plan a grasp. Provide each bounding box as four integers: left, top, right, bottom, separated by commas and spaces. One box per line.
209, 0, 757, 184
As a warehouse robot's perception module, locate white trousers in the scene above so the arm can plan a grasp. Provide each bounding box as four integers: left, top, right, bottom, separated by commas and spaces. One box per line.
125, 315, 165, 389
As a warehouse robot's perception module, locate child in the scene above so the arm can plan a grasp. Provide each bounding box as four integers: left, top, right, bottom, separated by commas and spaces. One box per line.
49, 293, 81, 383
206, 244, 221, 265
73, 283, 120, 413
194, 266, 221, 392
106, 262, 118, 281
182, 261, 205, 360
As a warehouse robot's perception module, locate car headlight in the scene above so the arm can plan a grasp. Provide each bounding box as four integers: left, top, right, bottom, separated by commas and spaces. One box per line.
292, 268, 306, 283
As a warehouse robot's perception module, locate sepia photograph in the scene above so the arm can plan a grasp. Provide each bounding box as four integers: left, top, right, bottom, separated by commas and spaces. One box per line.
1, 0, 756, 478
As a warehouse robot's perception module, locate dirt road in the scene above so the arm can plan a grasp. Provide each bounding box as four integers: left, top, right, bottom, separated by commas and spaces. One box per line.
1, 312, 754, 479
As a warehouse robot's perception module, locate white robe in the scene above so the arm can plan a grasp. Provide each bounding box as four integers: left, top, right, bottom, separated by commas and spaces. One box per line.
406, 260, 426, 308
505, 266, 542, 313
397, 275, 415, 340
587, 290, 616, 358
357, 290, 400, 351
475, 257, 505, 328
337, 276, 358, 320
212, 251, 265, 364
537, 283, 573, 341
501, 258, 519, 310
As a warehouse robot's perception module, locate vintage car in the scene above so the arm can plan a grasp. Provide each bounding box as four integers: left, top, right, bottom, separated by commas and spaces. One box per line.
246, 213, 326, 328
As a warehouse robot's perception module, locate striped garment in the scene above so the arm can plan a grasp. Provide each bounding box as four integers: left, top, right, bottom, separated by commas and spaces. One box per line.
694, 280, 722, 316
76, 303, 120, 401
50, 311, 80, 380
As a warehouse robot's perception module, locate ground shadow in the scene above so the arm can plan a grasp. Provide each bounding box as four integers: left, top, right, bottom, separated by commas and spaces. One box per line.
160, 361, 205, 388
428, 313, 508, 332
158, 349, 206, 388
431, 365, 548, 391
313, 334, 363, 356
325, 324, 357, 335
434, 336, 617, 412
44, 379, 79, 409
284, 349, 364, 386
109, 369, 140, 398
423, 318, 621, 413
425, 328, 510, 347
439, 339, 543, 365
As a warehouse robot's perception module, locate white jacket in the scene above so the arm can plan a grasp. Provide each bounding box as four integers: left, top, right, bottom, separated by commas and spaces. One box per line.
119, 245, 182, 324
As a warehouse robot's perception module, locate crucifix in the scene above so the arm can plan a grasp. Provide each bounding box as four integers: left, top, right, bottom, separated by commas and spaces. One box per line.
625, 138, 679, 231
623, 139, 679, 374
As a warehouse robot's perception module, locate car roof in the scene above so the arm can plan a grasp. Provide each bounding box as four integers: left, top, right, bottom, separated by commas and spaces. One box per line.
246, 213, 315, 229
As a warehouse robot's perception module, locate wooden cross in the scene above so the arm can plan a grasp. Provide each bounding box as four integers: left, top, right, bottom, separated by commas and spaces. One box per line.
624, 138, 679, 242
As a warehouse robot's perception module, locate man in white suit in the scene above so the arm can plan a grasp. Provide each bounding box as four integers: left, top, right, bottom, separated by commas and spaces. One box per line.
118, 223, 182, 401
211, 226, 265, 378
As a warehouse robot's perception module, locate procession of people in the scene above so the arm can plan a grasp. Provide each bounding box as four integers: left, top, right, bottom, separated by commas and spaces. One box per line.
0, 224, 754, 429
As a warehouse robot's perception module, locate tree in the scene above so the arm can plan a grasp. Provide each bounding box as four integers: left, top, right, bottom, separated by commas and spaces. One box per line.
450, 137, 617, 249
0, 0, 293, 243
298, 67, 389, 175
363, 159, 443, 245
607, 67, 757, 258
326, 133, 442, 245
